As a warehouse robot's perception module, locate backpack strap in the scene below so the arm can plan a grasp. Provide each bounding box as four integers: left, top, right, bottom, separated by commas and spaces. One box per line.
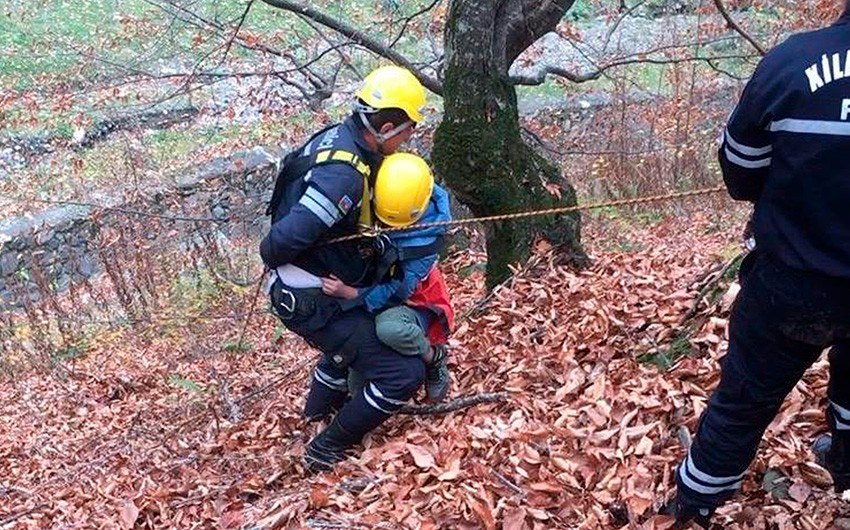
311, 149, 373, 229
372, 236, 445, 283
265, 127, 375, 227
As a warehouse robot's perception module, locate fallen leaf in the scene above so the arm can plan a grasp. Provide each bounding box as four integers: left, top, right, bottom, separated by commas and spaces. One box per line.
503, 506, 528, 530
119, 500, 140, 530
406, 443, 436, 469
788, 481, 811, 504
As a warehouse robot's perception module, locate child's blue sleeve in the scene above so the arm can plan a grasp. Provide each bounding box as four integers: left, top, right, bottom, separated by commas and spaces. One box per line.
360, 253, 438, 312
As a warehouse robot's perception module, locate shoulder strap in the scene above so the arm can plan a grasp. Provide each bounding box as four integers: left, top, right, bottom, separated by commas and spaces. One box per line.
265, 124, 377, 231
372, 236, 445, 283
311, 148, 373, 228
265, 123, 341, 217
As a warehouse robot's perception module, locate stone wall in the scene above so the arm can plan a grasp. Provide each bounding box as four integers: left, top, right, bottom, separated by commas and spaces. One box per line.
0, 146, 282, 309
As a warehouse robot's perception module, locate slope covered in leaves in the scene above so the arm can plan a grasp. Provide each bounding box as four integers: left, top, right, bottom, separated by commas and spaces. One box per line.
1, 210, 846, 529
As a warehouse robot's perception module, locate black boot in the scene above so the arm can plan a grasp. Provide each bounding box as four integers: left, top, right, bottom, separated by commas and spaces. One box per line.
663, 496, 715, 529
303, 416, 361, 473
812, 434, 850, 492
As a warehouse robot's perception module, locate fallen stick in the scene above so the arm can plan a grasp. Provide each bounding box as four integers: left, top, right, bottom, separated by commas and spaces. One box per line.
0, 504, 49, 529
400, 392, 509, 415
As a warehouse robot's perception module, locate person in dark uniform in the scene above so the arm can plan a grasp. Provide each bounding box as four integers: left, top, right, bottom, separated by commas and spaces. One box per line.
669, 6, 850, 527
260, 65, 429, 472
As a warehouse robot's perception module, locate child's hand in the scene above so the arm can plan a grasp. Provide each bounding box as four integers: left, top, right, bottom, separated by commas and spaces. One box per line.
321, 275, 358, 300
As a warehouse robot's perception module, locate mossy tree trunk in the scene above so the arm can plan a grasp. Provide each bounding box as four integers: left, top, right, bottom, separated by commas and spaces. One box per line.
432, 0, 586, 288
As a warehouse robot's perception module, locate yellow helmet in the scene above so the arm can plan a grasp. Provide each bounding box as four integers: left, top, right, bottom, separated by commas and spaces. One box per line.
356, 65, 426, 123
373, 153, 434, 227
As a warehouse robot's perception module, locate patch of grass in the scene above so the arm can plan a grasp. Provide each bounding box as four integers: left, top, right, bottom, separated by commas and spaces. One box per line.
223, 340, 252, 354
634, 209, 665, 227
639, 334, 691, 370
612, 239, 645, 253
458, 262, 487, 278
564, 0, 601, 21
517, 80, 571, 103
148, 128, 203, 165
167, 269, 224, 319
168, 374, 206, 394
0, 2, 159, 90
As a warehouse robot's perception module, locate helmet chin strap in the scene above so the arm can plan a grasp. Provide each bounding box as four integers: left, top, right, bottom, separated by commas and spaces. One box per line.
358, 112, 413, 152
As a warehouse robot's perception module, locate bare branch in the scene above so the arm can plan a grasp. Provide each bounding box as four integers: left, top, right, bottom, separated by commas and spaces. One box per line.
216, 0, 256, 68
260, 0, 443, 95
601, 0, 647, 52
388, 0, 443, 49
510, 53, 758, 85
711, 0, 767, 56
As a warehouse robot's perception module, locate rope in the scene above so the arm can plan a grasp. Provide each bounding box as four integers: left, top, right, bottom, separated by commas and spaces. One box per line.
325, 185, 726, 244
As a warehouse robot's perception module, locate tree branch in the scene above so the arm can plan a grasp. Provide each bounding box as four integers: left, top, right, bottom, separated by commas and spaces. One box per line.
400, 392, 509, 415
260, 0, 443, 95
510, 53, 758, 85
711, 0, 767, 56
388, 0, 444, 49
505, 0, 576, 66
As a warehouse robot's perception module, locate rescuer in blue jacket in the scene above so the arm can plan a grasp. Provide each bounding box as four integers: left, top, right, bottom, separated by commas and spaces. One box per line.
669, 8, 850, 527
260, 65, 429, 472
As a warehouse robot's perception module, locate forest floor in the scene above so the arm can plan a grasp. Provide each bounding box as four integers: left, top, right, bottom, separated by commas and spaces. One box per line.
3, 203, 847, 530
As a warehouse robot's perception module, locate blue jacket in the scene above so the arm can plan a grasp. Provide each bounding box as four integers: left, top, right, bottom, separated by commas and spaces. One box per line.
360, 184, 451, 312
719, 12, 850, 278
259, 117, 382, 286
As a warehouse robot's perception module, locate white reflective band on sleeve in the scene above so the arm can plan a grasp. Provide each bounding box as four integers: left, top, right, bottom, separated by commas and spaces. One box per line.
770, 118, 850, 136
368, 382, 408, 406
685, 449, 746, 484
678, 464, 744, 495
305, 186, 343, 219
299, 194, 335, 227
724, 147, 772, 169
725, 130, 772, 156
303, 137, 316, 156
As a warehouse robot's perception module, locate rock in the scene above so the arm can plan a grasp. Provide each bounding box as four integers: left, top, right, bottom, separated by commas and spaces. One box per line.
0, 252, 19, 276
35, 228, 56, 245
211, 204, 229, 220
78, 255, 96, 278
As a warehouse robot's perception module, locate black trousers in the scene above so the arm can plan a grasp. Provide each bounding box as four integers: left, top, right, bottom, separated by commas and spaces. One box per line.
677, 251, 850, 506
270, 280, 424, 439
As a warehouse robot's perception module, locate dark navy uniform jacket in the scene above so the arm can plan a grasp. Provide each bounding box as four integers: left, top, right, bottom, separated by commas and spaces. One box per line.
260, 117, 382, 286
720, 13, 850, 278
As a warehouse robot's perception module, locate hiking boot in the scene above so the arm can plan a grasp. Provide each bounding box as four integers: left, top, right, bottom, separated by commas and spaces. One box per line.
425, 344, 451, 402
303, 417, 360, 473
662, 496, 715, 529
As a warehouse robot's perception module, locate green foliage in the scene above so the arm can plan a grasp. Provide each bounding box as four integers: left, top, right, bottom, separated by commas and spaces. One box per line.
565, 0, 596, 21
51, 343, 87, 362
167, 373, 205, 393
0, 1, 154, 89
223, 340, 252, 354
457, 262, 487, 279
638, 334, 691, 370
167, 269, 223, 317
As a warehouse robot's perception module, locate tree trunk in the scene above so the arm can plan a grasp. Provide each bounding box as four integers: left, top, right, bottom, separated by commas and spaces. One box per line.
431, 0, 586, 288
